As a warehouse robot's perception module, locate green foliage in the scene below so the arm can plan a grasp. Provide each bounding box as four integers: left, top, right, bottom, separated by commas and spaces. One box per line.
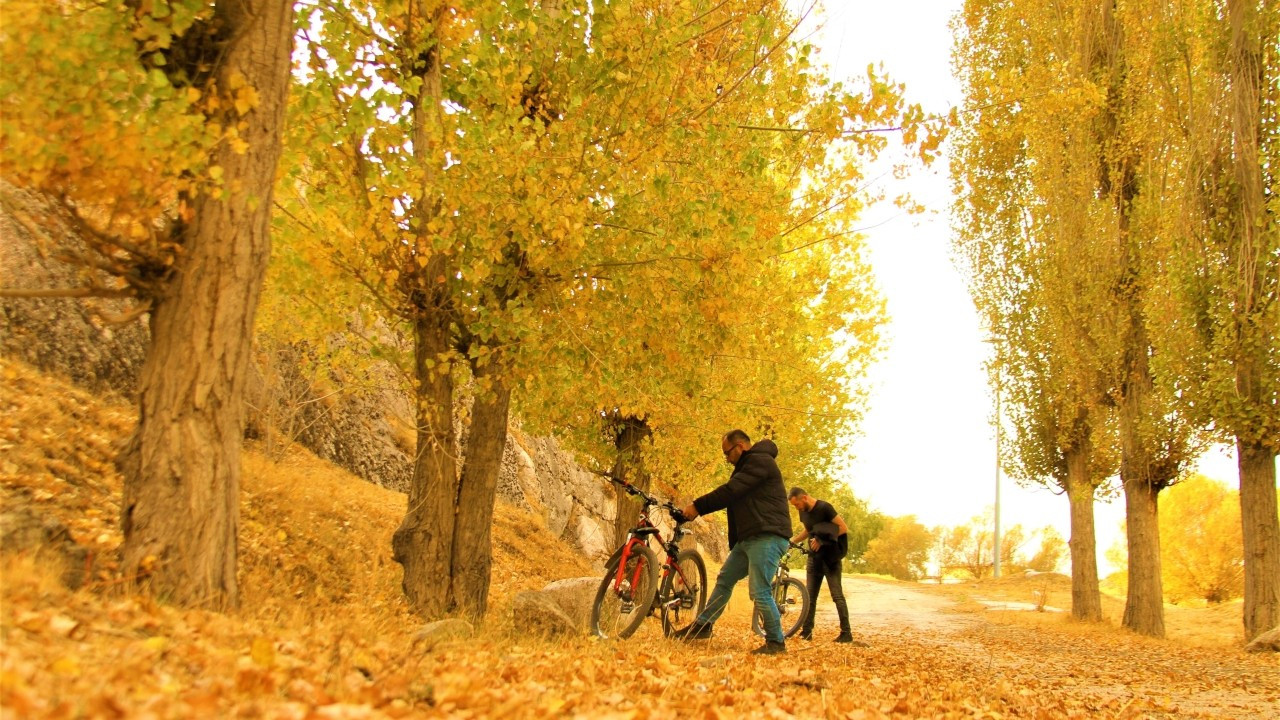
0, 1, 214, 222
1134, 0, 1280, 455
0, 0, 287, 302
950, 0, 1126, 500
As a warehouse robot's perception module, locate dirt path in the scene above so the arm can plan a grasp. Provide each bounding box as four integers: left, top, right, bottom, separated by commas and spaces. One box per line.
794, 576, 1280, 719
833, 576, 976, 632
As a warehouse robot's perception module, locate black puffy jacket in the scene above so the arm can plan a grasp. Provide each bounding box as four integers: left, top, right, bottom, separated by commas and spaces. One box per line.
692, 439, 792, 548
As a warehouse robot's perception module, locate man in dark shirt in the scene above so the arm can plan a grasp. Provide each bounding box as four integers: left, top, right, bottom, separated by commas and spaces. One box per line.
788, 487, 865, 645
676, 429, 793, 655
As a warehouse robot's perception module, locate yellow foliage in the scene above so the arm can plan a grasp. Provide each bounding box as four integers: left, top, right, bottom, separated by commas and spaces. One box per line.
1159, 475, 1246, 605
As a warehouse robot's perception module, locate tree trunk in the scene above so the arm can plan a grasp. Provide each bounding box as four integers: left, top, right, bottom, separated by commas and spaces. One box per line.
1238, 436, 1280, 641
1064, 443, 1102, 622
117, 0, 293, 610
1103, 0, 1165, 634
611, 416, 651, 549
1118, 278, 1168, 637
390, 1, 457, 619
1121, 471, 1164, 637
1226, 0, 1280, 644
1118, 318, 1168, 638
448, 369, 512, 620
392, 299, 457, 618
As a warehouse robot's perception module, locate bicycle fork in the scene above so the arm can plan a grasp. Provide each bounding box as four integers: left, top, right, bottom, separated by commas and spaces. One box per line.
613, 538, 646, 614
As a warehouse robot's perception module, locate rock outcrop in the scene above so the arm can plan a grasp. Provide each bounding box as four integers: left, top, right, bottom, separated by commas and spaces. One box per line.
497, 433, 617, 565
0, 185, 148, 396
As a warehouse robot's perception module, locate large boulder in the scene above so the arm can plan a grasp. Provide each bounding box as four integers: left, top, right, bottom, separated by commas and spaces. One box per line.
1245, 626, 1280, 653
538, 577, 601, 630
511, 590, 579, 637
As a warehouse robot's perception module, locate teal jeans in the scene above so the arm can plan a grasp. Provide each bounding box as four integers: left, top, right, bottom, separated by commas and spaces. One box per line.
695, 533, 789, 644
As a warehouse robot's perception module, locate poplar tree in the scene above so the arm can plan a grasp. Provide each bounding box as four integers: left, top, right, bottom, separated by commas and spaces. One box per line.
1, 0, 295, 608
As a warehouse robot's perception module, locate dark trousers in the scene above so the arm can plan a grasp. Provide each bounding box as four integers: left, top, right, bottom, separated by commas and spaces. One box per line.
801, 554, 850, 634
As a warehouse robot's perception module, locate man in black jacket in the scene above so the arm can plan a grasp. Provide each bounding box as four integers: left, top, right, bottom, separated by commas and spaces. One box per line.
677, 430, 793, 655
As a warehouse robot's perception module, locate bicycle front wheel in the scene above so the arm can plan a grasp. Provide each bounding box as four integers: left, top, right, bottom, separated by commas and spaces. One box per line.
590, 543, 659, 639
659, 550, 707, 636
751, 576, 809, 639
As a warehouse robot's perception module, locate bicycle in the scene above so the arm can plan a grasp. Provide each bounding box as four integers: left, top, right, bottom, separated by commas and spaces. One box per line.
750, 542, 812, 639
589, 474, 708, 639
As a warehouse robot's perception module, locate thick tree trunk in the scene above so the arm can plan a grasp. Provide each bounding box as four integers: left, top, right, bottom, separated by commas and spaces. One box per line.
1238, 437, 1280, 641
1121, 471, 1165, 637
1103, 2, 1167, 633
1118, 293, 1167, 638
448, 370, 511, 620
611, 417, 651, 549
1118, 326, 1168, 638
390, 1, 457, 619
1226, 0, 1280, 644
117, 0, 293, 610
1064, 443, 1102, 622
392, 299, 457, 618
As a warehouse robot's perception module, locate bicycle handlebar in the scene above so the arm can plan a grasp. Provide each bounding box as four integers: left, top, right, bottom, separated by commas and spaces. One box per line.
590, 468, 690, 524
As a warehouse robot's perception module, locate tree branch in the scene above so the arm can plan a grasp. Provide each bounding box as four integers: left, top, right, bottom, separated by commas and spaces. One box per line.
772, 213, 905, 257
697, 394, 850, 420
0, 286, 134, 299
94, 300, 152, 325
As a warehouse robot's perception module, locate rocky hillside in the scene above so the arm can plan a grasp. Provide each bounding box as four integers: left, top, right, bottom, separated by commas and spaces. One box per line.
1, 193, 724, 569
0, 356, 596, 613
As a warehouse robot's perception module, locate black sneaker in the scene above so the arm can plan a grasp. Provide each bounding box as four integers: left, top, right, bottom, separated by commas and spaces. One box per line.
674, 622, 713, 641
750, 640, 786, 655
835, 632, 868, 646
799, 629, 813, 641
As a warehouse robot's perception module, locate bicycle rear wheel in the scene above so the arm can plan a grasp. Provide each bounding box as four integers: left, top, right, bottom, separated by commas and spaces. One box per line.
659, 550, 707, 636
751, 576, 809, 639
590, 543, 659, 639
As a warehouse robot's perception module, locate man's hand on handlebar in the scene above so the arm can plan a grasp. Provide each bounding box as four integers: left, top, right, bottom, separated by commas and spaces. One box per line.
681, 503, 699, 520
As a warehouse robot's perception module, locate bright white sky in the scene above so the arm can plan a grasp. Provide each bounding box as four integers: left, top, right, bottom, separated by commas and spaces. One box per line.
801, 1, 1248, 572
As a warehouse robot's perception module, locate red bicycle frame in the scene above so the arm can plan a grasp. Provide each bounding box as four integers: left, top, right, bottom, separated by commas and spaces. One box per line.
612, 519, 661, 591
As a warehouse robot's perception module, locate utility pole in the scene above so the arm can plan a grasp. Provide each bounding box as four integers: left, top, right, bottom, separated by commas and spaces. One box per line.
993, 373, 1001, 579
984, 332, 1003, 579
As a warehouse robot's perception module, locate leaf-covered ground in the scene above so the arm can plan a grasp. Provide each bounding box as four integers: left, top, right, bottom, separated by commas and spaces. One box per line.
2, 357, 1277, 719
